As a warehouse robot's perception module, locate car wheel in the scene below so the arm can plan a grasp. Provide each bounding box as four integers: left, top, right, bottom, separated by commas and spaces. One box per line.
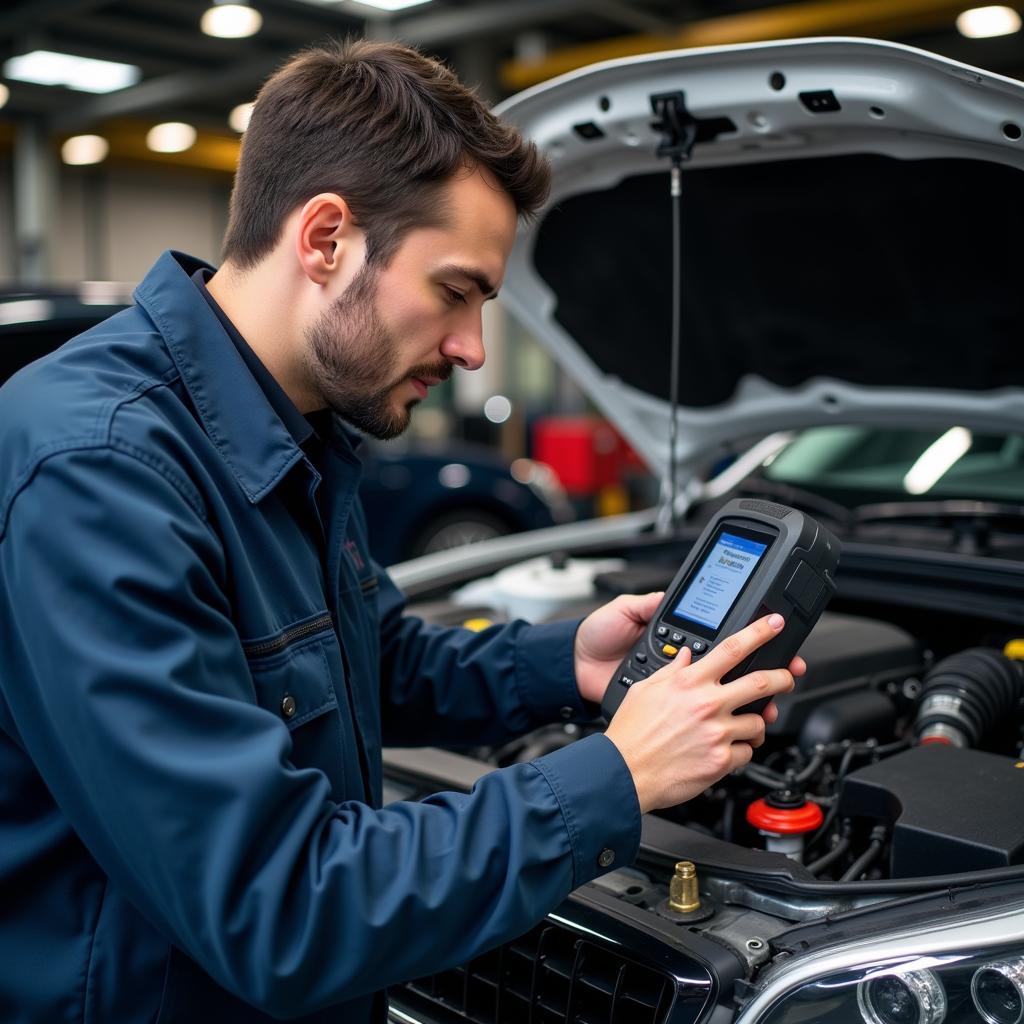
412, 509, 512, 557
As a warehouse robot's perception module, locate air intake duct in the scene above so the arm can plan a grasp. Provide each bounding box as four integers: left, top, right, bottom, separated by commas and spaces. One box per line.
913, 648, 1023, 747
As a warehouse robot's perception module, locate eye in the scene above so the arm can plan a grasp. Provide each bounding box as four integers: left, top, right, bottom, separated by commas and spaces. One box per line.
443, 286, 467, 306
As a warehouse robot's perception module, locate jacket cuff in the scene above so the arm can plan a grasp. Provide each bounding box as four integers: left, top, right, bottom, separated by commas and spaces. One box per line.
515, 618, 594, 726
531, 733, 641, 889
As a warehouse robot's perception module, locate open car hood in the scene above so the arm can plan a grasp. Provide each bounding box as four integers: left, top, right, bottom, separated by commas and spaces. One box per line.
495, 37, 1024, 485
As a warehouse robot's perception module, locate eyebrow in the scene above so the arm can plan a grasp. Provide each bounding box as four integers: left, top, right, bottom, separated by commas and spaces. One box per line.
437, 264, 499, 300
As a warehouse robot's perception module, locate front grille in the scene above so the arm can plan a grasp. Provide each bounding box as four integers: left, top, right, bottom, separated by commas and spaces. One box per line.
401, 918, 675, 1024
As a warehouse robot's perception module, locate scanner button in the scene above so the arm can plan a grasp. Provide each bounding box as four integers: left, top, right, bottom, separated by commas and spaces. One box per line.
656, 625, 669, 638
634, 650, 648, 664
689, 638, 708, 654
661, 644, 679, 658
671, 631, 684, 644
784, 561, 819, 615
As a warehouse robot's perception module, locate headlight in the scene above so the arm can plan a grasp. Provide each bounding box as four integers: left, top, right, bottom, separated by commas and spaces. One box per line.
737, 901, 1024, 1024
972, 957, 1024, 1024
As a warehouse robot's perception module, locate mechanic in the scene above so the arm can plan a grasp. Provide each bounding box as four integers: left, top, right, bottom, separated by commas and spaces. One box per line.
0, 39, 801, 1024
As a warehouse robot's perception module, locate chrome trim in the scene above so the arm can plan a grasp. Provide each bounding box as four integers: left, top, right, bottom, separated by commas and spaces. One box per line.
387, 508, 658, 587
737, 903, 1024, 1022
388, 1007, 427, 1024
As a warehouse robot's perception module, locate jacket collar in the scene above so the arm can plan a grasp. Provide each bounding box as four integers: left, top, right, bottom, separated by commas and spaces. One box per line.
134, 250, 307, 503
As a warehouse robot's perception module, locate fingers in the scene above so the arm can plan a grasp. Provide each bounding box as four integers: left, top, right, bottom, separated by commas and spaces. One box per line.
698, 613, 785, 679
789, 655, 807, 678
720, 667, 794, 713
728, 741, 754, 772
731, 711, 767, 747
762, 700, 779, 726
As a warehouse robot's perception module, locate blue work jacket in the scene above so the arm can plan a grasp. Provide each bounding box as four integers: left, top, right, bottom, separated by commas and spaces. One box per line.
0, 251, 641, 1023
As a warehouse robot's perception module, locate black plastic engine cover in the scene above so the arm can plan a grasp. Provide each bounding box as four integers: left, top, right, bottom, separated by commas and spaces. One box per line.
768, 612, 919, 738
840, 745, 1024, 877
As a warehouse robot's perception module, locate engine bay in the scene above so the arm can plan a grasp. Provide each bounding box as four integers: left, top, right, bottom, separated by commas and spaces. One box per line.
403, 537, 1024, 896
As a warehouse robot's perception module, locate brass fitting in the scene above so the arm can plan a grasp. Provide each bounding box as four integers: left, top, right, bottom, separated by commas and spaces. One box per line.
668, 860, 701, 914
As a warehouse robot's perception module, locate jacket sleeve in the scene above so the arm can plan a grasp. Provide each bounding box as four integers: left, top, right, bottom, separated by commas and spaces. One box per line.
0, 446, 641, 1019
374, 557, 599, 747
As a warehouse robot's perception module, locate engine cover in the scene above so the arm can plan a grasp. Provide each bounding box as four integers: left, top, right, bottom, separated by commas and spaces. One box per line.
840, 744, 1024, 877
768, 612, 919, 740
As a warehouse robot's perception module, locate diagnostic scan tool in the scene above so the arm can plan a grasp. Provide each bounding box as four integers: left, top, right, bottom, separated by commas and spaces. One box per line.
602, 498, 840, 721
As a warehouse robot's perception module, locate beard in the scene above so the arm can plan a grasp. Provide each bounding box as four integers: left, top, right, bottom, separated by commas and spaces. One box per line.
303, 262, 450, 440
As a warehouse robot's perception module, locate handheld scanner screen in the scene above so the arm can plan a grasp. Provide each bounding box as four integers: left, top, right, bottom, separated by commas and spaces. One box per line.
671, 529, 769, 632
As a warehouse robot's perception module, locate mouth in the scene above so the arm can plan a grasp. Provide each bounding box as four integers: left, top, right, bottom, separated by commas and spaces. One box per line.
410, 376, 444, 399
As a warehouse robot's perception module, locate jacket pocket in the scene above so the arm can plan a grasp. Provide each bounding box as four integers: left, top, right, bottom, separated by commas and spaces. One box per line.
243, 615, 349, 796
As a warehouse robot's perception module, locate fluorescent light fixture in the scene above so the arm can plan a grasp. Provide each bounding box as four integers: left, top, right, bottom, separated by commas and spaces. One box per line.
347, 0, 433, 11
956, 5, 1022, 37
201, 3, 263, 39
903, 427, 973, 494
61, 134, 109, 166
147, 122, 197, 154
3, 50, 140, 94
0, 82, 8, 110
229, 101, 255, 133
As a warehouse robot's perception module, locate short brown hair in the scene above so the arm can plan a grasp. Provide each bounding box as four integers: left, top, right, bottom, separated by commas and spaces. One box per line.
222, 39, 551, 269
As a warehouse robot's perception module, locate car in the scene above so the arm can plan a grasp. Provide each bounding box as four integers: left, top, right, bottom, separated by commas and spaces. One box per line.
0, 289, 570, 566
377, 37, 1024, 1024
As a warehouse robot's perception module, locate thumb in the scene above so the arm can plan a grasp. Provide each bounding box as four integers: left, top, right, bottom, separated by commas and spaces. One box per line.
620, 590, 664, 623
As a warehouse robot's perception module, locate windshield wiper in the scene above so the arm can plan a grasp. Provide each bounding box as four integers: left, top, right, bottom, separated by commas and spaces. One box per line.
853, 500, 1024, 556
735, 477, 853, 531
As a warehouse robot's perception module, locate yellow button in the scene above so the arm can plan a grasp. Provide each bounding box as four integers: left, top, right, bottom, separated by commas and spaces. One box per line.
662, 644, 679, 658
462, 618, 493, 632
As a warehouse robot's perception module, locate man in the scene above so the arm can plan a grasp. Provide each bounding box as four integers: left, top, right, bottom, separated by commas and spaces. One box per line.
0, 39, 799, 1023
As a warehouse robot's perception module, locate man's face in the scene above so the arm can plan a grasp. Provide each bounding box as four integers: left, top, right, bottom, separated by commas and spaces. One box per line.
303, 167, 518, 439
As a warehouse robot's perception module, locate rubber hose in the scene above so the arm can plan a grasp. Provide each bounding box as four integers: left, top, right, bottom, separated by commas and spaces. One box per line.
913, 648, 1023, 747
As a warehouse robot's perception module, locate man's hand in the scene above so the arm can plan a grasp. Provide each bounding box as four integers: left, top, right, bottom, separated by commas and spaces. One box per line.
605, 613, 804, 813
574, 592, 665, 705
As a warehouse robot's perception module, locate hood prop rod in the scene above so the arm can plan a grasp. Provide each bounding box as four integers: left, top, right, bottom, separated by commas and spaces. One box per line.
651, 91, 698, 536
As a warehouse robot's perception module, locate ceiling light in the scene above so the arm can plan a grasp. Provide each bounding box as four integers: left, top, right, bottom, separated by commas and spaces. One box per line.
2, 50, 140, 94
0, 83, 8, 110
201, 3, 263, 38
61, 135, 109, 166
229, 101, 254, 133
346, 0, 433, 11
147, 122, 197, 154
956, 5, 1022, 37
483, 395, 512, 424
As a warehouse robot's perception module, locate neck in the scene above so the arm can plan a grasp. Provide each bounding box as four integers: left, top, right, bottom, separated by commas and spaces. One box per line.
207, 256, 323, 413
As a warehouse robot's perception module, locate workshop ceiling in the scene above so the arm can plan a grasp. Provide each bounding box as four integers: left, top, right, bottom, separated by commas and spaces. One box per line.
2, 0, 1024, 172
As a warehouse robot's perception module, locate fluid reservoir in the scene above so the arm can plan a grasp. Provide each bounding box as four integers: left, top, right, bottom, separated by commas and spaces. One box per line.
747, 789, 823, 861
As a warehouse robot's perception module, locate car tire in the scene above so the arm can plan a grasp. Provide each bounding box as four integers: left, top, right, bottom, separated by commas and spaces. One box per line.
411, 508, 512, 557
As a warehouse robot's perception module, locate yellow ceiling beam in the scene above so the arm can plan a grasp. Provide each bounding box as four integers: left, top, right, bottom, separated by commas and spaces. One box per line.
92, 119, 241, 175
500, 0, 971, 91
0, 118, 240, 175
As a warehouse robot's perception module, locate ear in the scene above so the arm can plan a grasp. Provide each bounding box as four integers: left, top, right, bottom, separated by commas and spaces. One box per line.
294, 192, 363, 286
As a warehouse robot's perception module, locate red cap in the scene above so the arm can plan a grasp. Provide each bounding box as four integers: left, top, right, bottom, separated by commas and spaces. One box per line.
746, 797, 823, 834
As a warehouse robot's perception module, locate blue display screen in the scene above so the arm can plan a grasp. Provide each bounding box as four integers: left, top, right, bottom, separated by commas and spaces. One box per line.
672, 531, 769, 631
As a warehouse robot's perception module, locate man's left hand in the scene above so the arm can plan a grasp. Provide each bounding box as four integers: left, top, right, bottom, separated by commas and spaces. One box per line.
574, 592, 664, 705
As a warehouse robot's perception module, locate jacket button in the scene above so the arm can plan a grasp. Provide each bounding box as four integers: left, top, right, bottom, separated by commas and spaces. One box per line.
598, 848, 615, 868
281, 694, 297, 719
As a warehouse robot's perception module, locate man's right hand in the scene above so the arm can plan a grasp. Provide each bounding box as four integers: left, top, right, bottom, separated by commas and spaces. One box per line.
604, 613, 798, 813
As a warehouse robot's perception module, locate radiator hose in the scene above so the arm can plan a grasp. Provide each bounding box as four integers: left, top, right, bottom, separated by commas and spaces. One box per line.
913, 648, 1023, 747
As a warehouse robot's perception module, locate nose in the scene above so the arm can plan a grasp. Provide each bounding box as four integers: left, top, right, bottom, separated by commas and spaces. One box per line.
439, 313, 486, 371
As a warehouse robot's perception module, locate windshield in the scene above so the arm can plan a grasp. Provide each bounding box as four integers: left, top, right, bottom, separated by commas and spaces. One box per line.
763, 426, 1024, 507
